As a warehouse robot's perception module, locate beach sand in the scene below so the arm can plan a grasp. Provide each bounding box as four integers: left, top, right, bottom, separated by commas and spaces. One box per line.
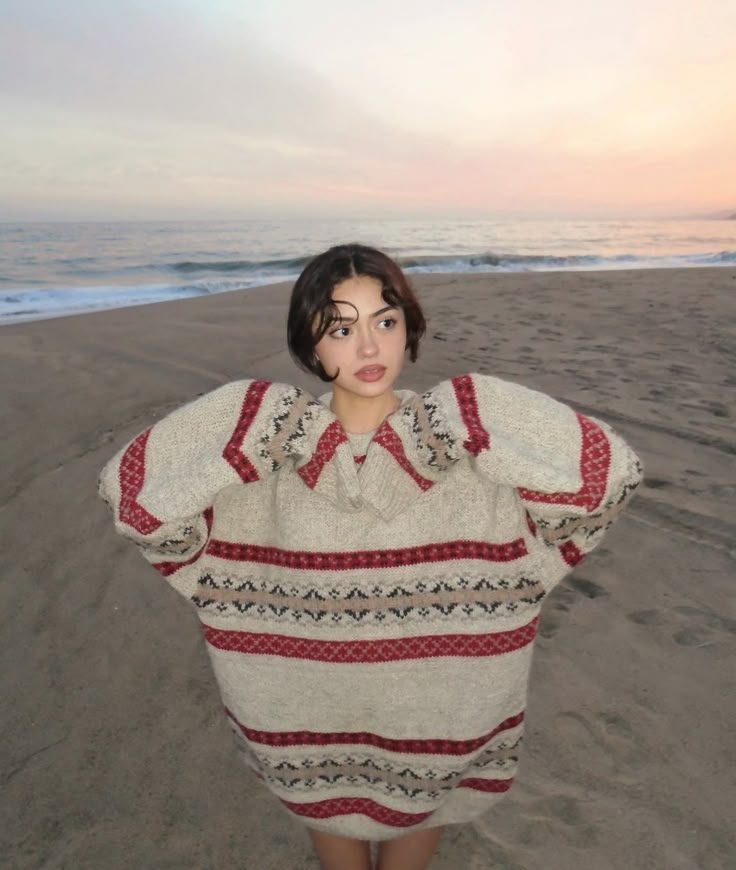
2, 267, 735, 869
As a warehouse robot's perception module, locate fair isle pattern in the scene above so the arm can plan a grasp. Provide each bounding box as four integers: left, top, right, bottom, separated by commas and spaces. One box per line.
246, 750, 518, 801
297, 420, 349, 489
222, 379, 270, 482
559, 540, 585, 566
372, 422, 435, 491
252, 755, 518, 801
402, 392, 459, 473
518, 413, 610, 512
201, 617, 539, 662
98, 372, 642, 839
279, 794, 436, 827
458, 778, 514, 793
258, 388, 317, 470
116, 426, 162, 535
277, 776, 513, 825
153, 507, 214, 576
226, 708, 524, 754
451, 374, 491, 456
226, 710, 523, 797
204, 538, 528, 569
533, 455, 643, 567
538, 463, 644, 543
192, 572, 547, 623
230, 724, 522, 801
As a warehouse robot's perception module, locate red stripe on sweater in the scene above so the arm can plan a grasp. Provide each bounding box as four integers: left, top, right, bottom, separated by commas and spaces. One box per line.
298, 420, 348, 488
153, 506, 214, 576
202, 618, 538, 662
457, 776, 514, 793
373, 422, 435, 491
518, 413, 611, 511
222, 380, 271, 482
558, 540, 585, 566
117, 427, 162, 535
225, 708, 524, 755
452, 374, 491, 456
205, 537, 528, 568
279, 795, 434, 827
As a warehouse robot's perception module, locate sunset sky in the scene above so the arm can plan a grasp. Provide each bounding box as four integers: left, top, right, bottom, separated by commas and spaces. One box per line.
1, 0, 734, 220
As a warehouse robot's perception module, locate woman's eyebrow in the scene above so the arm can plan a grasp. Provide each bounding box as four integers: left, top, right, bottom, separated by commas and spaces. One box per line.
331, 304, 397, 321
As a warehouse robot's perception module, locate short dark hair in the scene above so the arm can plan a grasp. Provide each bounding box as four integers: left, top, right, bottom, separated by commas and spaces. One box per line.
287, 243, 426, 382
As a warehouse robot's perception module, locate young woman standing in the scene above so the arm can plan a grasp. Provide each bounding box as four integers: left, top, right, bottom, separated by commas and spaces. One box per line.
99, 244, 642, 869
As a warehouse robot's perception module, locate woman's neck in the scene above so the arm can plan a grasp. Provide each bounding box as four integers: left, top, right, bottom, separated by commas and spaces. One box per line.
329, 390, 401, 434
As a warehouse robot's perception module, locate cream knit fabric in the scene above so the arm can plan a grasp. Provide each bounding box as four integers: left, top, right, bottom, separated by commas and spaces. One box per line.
98, 373, 642, 840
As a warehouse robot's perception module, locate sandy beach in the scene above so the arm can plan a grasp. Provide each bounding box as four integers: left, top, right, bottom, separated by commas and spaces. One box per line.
2, 267, 735, 870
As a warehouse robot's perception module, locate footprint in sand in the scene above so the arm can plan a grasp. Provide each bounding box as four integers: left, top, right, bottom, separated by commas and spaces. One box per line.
706, 401, 730, 418
643, 477, 671, 489
538, 576, 607, 639
538, 586, 577, 638
567, 576, 607, 599
669, 363, 695, 376
511, 792, 599, 850
627, 604, 736, 647
554, 709, 646, 784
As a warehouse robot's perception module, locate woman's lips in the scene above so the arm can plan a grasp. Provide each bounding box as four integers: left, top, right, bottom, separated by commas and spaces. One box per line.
355, 366, 386, 381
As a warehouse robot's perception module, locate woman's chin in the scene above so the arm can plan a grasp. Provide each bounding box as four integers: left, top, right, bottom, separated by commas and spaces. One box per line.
332, 376, 398, 400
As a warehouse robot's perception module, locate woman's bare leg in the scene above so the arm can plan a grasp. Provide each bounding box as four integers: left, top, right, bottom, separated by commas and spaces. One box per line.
376, 826, 444, 870
307, 827, 373, 870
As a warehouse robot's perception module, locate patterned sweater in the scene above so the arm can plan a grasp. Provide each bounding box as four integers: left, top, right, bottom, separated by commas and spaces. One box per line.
98, 373, 642, 841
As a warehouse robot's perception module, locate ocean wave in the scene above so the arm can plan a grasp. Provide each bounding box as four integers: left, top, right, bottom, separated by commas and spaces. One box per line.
690, 250, 736, 264
399, 250, 736, 272
2, 249, 734, 325
163, 249, 736, 278
0, 278, 256, 324
171, 256, 311, 274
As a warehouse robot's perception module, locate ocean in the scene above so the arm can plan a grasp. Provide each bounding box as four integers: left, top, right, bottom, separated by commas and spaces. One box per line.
1, 217, 734, 325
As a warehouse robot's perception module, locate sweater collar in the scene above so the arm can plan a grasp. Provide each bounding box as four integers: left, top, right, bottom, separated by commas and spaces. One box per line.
286, 385, 461, 521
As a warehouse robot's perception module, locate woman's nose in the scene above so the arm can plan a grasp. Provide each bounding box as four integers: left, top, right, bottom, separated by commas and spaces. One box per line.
356, 329, 379, 356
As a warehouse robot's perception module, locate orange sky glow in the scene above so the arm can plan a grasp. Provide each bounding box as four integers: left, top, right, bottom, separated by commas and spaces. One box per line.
1, 0, 734, 220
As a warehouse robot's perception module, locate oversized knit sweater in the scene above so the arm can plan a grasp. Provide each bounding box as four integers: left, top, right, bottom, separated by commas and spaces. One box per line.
98, 372, 642, 841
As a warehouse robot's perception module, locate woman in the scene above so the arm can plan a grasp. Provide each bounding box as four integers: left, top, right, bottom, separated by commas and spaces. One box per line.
99, 244, 642, 870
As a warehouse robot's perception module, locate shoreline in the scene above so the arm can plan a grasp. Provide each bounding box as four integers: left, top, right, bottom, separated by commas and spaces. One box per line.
1, 262, 734, 327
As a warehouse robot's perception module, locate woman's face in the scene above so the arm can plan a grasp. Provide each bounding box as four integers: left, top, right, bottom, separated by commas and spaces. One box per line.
312, 274, 407, 402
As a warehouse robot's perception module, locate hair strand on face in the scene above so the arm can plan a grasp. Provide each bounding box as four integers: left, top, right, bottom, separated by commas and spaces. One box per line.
287, 244, 426, 382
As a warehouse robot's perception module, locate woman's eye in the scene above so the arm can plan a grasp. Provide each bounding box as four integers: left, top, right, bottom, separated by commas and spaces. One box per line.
329, 317, 396, 337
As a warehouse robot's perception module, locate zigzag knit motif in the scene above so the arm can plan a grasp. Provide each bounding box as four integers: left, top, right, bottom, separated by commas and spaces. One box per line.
98, 372, 642, 841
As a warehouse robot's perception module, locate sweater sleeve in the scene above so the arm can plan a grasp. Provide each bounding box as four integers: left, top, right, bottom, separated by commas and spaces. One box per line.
97, 378, 308, 593
428, 373, 643, 566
